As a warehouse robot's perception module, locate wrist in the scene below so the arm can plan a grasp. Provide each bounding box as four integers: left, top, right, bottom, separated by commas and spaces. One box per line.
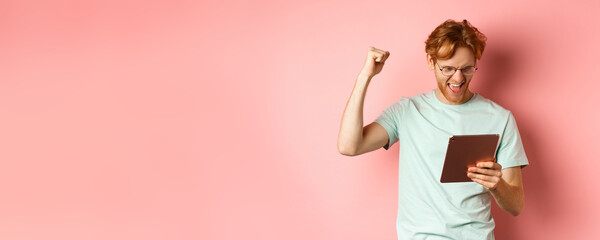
489, 178, 507, 194
356, 73, 373, 83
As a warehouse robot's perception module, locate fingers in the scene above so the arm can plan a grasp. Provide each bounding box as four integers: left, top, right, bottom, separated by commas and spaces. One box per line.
471, 178, 496, 189
468, 167, 502, 177
467, 172, 499, 182
475, 161, 502, 170
360, 46, 390, 78
368, 46, 390, 63
468, 171, 501, 190
467, 162, 503, 190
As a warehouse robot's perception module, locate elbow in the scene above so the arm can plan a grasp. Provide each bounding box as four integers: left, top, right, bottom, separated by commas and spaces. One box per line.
337, 142, 357, 156
508, 201, 524, 216
510, 204, 524, 216
509, 209, 522, 216
339, 150, 356, 156
338, 146, 357, 156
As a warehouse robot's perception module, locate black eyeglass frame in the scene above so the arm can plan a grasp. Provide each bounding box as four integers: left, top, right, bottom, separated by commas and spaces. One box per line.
436, 62, 478, 76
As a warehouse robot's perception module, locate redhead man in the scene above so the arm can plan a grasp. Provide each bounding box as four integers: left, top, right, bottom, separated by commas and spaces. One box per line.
337, 19, 528, 239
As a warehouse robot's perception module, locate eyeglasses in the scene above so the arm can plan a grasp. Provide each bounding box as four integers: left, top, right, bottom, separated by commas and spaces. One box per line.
436, 63, 478, 76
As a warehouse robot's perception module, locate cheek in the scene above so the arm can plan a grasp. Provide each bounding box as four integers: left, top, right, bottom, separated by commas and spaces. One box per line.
436, 75, 450, 85
465, 76, 474, 83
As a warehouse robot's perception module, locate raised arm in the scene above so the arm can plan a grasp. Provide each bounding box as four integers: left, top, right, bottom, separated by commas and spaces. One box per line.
337, 47, 391, 156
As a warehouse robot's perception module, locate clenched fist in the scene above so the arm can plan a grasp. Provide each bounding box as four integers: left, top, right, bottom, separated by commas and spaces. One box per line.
359, 46, 390, 78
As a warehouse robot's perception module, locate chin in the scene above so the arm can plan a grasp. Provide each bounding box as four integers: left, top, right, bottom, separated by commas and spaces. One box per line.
438, 87, 470, 105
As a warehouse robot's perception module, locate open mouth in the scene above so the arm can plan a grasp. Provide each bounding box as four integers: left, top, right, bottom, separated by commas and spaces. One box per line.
447, 82, 464, 94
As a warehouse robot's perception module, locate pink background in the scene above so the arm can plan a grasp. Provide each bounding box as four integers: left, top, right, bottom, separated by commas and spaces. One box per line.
1, 0, 598, 239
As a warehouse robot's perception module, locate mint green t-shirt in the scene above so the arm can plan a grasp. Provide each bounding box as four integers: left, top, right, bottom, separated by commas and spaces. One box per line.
374, 90, 529, 240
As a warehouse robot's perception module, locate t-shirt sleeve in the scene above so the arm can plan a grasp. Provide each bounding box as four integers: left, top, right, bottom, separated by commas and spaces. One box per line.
496, 112, 529, 169
373, 100, 403, 150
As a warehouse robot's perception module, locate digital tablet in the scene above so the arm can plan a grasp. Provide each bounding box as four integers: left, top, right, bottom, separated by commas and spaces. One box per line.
440, 134, 500, 183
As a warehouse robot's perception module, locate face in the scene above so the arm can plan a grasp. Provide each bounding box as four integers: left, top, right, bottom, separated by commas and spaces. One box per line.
427, 47, 476, 105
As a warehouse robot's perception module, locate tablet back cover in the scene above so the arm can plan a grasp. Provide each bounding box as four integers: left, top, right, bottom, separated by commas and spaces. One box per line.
440, 134, 500, 183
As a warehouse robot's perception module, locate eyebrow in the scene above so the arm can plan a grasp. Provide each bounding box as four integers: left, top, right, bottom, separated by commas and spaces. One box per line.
440, 64, 475, 68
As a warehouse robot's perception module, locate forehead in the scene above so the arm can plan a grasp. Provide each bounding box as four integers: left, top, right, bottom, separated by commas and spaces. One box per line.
437, 47, 476, 67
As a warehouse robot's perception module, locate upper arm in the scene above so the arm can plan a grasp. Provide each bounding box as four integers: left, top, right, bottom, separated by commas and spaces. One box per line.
353, 122, 390, 156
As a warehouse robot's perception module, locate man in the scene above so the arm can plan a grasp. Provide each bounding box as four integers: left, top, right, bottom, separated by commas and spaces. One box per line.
337, 19, 528, 239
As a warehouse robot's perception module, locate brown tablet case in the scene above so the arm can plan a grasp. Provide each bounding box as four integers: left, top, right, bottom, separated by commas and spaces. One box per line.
440, 134, 500, 183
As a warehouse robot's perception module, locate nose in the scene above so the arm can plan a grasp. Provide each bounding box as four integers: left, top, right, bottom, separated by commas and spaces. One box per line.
451, 69, 465, 82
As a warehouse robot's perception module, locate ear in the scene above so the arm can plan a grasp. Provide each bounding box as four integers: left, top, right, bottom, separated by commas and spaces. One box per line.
426, 54, 435, 70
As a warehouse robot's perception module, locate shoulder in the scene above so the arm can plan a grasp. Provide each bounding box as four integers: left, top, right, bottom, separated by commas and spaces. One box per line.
472, 93, 512, 116
385, 95, 414, 110
384, 91, 435, 112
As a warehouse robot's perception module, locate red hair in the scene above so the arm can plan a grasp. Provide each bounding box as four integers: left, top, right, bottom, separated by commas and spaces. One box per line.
425, 19, 487, 62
